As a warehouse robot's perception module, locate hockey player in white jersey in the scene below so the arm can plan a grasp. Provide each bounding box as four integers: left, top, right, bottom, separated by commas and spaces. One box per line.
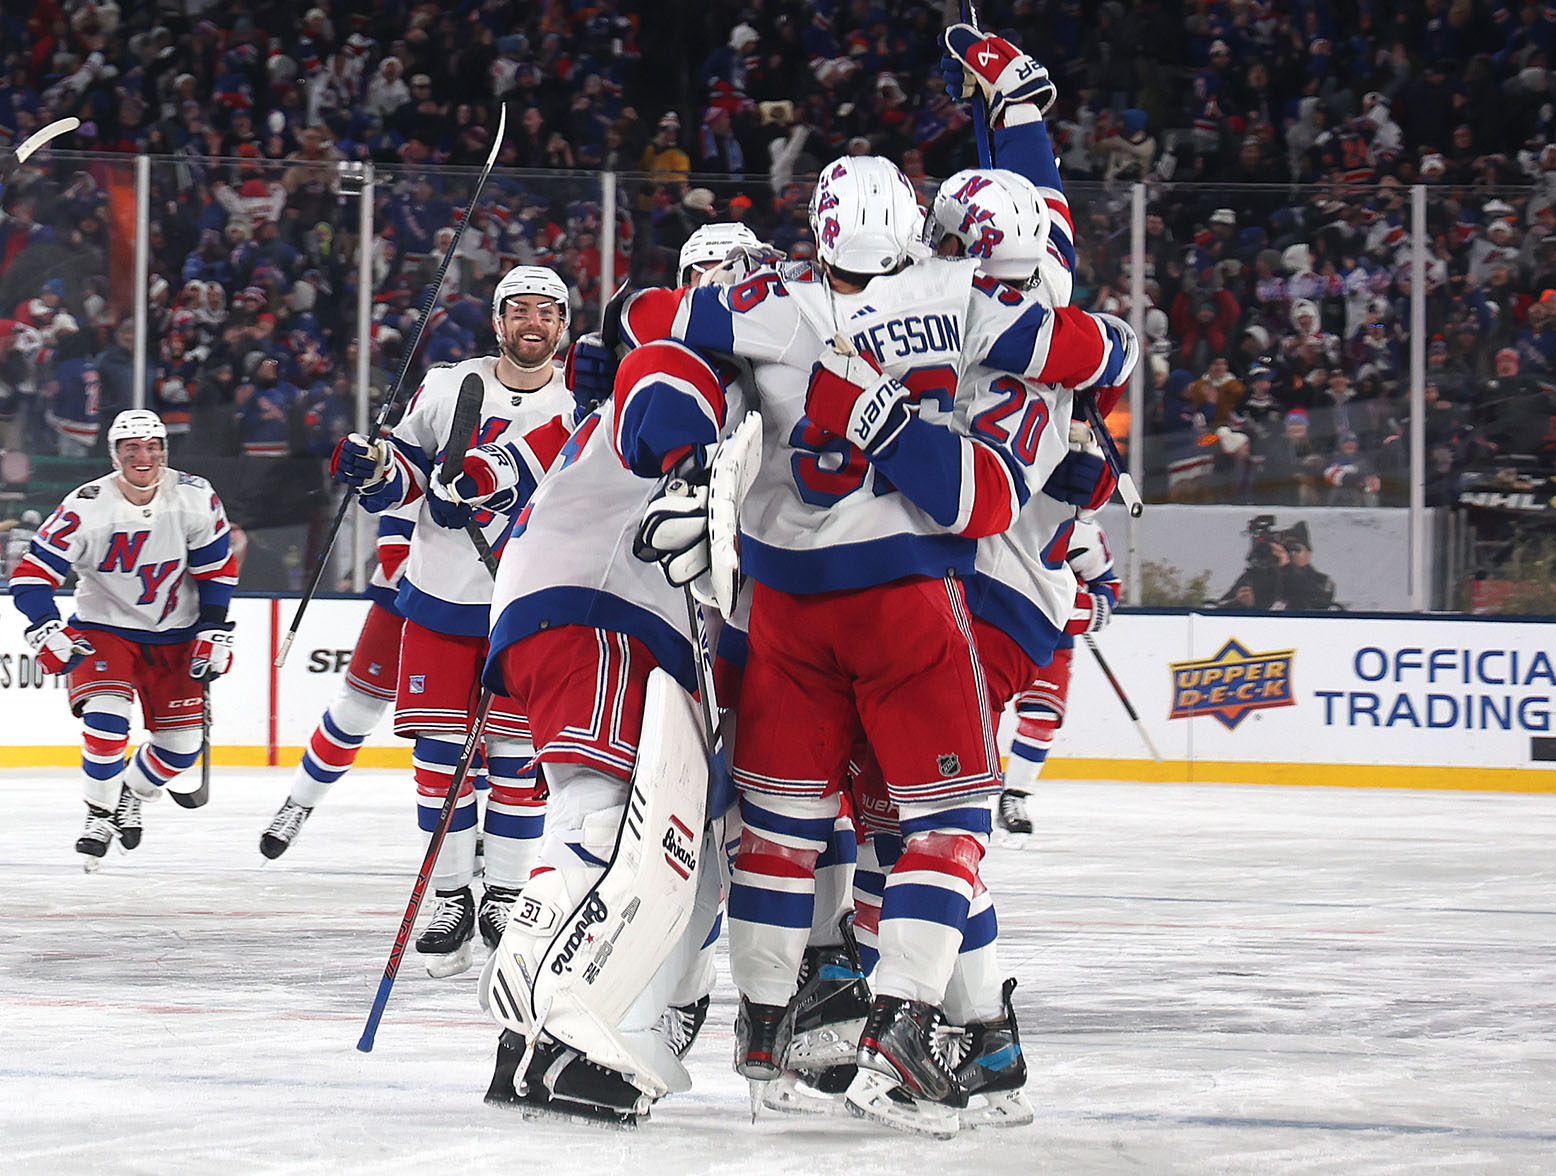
617, 155, 1136, 1129
330, 265, 575, 975
258, 506, 414, 858
7, 409, 238, 867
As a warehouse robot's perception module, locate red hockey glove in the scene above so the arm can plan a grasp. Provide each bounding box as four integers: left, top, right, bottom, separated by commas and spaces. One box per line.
25, 618, 94, 675
804, 342, 913, 457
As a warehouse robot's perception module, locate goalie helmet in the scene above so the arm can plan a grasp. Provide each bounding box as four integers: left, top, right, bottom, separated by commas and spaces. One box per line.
808, 155, 924, 276
107, 409, 167, 472
678, 222, 762, 286
927, 168, 1054, 289
491, 265, 570, 337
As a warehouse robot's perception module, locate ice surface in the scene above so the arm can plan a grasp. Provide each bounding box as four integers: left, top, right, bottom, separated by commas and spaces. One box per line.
2, 769, 1553, 1174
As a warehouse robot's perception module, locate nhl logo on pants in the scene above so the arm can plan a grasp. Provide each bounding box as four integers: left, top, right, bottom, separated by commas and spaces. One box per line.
937, 752, 961, 777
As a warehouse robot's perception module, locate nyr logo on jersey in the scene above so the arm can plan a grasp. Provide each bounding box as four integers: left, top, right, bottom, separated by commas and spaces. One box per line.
1169, 639, 1295, 730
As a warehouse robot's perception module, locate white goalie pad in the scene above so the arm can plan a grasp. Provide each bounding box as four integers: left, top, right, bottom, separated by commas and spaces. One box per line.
707, 410, 763, 616
484, 668, 708, 1098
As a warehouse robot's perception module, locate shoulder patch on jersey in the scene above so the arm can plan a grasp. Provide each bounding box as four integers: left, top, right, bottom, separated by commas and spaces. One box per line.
427, 361, 458, 371
76, 485, 100, 499
176, 472, 210, 488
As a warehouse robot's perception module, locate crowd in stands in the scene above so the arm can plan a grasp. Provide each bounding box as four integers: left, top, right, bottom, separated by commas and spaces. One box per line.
5, 0, 1556, 515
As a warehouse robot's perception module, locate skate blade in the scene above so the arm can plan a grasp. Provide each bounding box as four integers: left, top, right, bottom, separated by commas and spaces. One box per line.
486, 1090, 644, 1130
423, 941, 475, 978
959, 1088, 1034, 1129
843, 1069, 960, 1140
81, 856, 101, 874
786, 1019, 866, 1070
761, 1071, 843, 1116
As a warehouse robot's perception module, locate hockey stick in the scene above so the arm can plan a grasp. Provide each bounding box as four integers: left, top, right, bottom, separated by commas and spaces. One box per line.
358, 690, 494, 1052
442, 371, 499, 577
954, 9, 1143, 518
277, 104, 508, 668
0, 117, 80, 199
197, 681, 212, 801
1082, 633, 1161, 761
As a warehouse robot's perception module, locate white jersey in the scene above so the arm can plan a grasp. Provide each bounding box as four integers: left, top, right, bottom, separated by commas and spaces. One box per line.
366, 355, 573, 636
486, 392, 729, 698
963, 376, 1084, 666
627, 257, 1123, 594
10, 468, 236, 641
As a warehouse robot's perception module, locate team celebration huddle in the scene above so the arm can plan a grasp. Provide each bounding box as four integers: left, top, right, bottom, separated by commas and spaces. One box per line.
9, 27, 1133, 1139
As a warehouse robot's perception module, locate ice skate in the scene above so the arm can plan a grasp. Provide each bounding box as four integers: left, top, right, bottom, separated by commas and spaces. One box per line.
955, 978, 1033, 1129
415, 886, 475, 977
846, 996, 963, 1137
477, 883, 521, 950
786, 933, 872, 1074
654, 994, 710, 1059
76, 804, 117, 870
997, 788, 1033, 835
484, 1030, 652, 1128
259, 798, 312, 859
113, 785, 143, 851
732, 997, 794, 1081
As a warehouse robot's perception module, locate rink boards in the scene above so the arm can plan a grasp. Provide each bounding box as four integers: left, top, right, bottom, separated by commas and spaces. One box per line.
1, 596, 1553, 791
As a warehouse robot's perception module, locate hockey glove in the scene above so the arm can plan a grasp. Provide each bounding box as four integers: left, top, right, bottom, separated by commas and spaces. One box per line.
803, 341, 913, 458
635, 471, 711, 587
1088, 312, 1140, 407
25, 618, 94, 676
565, 332, 615, 418
1064, 587, 1112, 636
1043, 422, 1118, 511
943, 24, 1058, 123
330, 432, 390, 491
698, 244, 788, 289
190, 622, 235, 682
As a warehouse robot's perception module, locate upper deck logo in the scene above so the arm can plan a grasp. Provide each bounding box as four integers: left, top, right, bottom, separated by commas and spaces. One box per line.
1169, 639, 1295, 730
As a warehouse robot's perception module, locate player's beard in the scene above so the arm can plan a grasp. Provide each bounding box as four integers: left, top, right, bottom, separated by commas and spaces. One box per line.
499, 322, 562, 371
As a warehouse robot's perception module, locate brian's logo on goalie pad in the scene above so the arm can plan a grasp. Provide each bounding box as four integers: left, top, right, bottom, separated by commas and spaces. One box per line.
550, 892, 609, 976
661, 815, 698, 880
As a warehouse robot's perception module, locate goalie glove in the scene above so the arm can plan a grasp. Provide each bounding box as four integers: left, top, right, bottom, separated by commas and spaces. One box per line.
942, 24, 1058, 124
190, 622, 235, 682
635, 468, 711, 588
24, 618, 94, 676
698, 244, 788, 288
329, 431, 390, 492
803, 340, 913, 458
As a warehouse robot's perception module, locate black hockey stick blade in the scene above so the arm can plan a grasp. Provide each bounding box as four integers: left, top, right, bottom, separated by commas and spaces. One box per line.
441, 373, 486, 486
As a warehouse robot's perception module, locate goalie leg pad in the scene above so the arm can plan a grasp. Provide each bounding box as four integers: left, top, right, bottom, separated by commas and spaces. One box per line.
487, 671, 707, 1099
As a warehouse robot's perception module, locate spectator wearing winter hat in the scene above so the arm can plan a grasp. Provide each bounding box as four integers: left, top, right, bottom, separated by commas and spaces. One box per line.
1515, 290, 1556, 375
1095, 108, 1155, 182
638, 113, 690, 185
1260, 407, 1327, 506
1324, 430, 1381, 507
234, 354, 301, 458
696, 106, 745, 174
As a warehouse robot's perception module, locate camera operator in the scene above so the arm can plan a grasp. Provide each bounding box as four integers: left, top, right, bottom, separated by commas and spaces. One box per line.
1216, 518, 1336, 610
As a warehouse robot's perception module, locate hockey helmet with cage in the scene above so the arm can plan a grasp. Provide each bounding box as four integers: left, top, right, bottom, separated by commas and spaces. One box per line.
928, 168, 1054, 288
677, 222, 763, 286
808, 156, 925, 276
108, 409, 168, 472
491, 265, 570, 338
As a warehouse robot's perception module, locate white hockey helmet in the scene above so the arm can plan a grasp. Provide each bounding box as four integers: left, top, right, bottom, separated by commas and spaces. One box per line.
491, 265, 570, 337
108, 409, 168, 472
808, 155, 924, 276
678, 221, 762, 286
928, 168, 1053, 286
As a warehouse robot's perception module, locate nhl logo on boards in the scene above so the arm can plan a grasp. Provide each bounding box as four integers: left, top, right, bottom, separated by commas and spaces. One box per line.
408, 675, 425, 694
937, 752, 961, 777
